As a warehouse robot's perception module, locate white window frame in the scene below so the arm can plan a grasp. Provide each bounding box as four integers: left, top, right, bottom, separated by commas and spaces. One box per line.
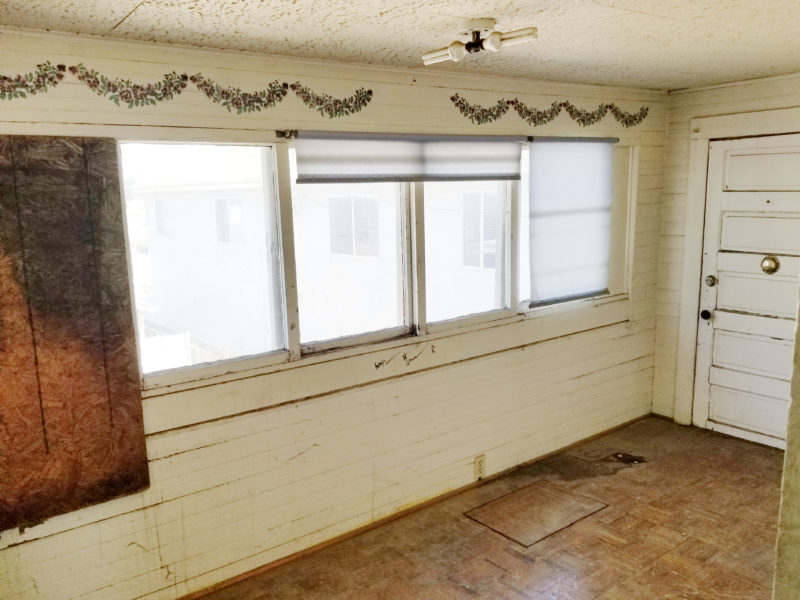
136, 139, 637, 394
124, 140, 293, 390
422, 180, 518, 334
293, 180, 414, 354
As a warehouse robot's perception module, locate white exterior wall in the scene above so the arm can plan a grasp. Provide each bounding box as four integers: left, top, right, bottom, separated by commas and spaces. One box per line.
653, 75, 800, 418
0, 29, 665, 600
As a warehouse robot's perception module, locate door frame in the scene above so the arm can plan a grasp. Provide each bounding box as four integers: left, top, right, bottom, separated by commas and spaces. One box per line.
674, 106, 800, 426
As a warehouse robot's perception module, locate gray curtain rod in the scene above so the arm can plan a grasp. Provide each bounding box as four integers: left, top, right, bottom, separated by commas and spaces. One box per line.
283, 130, 527, 143
527, 136, 620, 143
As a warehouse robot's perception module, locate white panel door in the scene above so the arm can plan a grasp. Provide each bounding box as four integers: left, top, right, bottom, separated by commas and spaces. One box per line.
694, 134, 800, 449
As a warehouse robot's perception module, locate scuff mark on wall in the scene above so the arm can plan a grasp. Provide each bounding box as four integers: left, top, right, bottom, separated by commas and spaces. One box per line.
288, 443, 320, 462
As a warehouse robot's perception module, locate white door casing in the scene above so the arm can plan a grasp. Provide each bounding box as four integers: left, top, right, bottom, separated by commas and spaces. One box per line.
674, 107, 800, 426
692, 134, 800, 448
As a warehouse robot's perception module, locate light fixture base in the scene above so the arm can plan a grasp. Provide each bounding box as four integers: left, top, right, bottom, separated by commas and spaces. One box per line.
459, 18, 497, 37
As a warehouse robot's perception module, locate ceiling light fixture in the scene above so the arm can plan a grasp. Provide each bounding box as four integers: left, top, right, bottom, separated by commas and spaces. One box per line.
422, 18, 537, 66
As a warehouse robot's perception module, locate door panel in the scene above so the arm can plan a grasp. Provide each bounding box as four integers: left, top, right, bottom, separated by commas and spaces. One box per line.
716, 272, 798, 318
711, 310, 796, 340
721, 213, 800, 254
709, 366, 791, 400
709, 386, 789, 437
723, 147, 800, 191
694, 133, 800, 448
712, 331, 793, 380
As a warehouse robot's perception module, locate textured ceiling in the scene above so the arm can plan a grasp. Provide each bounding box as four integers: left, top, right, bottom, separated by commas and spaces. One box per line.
2, 0, 800, 90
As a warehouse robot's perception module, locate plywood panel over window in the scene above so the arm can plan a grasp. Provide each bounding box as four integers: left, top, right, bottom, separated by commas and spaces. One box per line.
0, 136, 148, 530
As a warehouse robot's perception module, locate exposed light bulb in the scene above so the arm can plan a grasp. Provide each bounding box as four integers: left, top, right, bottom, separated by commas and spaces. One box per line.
500, 27, 538, 47
422, 47, 452, 65
421, 22, 537, 66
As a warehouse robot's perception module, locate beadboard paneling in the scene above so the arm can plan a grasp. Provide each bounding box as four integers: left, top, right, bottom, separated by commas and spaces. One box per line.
0, 29, 665, 600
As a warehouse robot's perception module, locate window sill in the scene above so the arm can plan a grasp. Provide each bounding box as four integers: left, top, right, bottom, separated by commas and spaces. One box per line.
141, 293, 630, 434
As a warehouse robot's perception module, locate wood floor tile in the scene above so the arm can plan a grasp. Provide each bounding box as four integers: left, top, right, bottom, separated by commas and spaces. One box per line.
194, 418, 783, 600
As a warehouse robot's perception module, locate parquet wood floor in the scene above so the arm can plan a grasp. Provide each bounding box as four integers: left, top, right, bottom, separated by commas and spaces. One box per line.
196, 418, 784, 599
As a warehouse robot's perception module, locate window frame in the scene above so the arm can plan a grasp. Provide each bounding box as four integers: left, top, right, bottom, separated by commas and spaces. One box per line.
120, 140, 293, 389
108, 135, 636, 396
291, 178, 414, 354
422, 179, 519, 334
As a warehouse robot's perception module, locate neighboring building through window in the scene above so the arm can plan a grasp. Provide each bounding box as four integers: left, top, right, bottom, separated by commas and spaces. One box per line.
120, 143, 285, 374
329, 195, 380, 257
292, 182, 405, 344
425, 181, 508, 323
462, 190, 499, 269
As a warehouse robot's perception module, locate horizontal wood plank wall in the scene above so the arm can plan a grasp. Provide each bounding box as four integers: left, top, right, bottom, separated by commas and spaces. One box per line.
0, 29, 665, 600
653, 76, 800, 418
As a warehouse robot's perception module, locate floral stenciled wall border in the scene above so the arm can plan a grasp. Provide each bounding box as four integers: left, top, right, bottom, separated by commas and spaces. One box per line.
1, 61, 373, 118
2, 61, 647, 127
450, 93, 649, 128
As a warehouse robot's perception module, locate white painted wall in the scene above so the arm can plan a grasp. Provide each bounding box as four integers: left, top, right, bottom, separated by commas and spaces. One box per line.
653, 75, 800, 418
0, 29, 665, 600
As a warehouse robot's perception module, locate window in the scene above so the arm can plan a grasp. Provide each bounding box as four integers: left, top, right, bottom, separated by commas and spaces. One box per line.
120, 143, 285, 374
292, 131, 523, 341
118, 133, 630, 386
520, 139, 624, 307
291, 181, 407, 344
424, 181, 509, 323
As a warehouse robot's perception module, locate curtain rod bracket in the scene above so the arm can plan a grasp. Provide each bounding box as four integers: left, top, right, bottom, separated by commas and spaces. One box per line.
276, 129, 298, 139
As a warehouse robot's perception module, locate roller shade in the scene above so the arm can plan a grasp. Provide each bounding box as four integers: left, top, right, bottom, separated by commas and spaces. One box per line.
528, 138, 616, 305
294, 131, 525, 183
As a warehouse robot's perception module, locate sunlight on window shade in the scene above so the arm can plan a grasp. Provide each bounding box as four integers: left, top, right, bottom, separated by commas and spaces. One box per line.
528, 141, 613, 304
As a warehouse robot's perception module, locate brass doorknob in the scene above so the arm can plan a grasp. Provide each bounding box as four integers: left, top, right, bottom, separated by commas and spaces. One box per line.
761, 255, 780, 274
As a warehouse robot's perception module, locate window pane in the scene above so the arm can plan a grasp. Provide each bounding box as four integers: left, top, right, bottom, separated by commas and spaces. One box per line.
424, 181, 508, 323
120, 143, 285, 374
527, 141, 613, 304
292, 182, 406, 343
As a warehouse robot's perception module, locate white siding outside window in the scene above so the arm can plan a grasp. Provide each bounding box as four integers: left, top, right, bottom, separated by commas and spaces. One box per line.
120, 143, 285, 374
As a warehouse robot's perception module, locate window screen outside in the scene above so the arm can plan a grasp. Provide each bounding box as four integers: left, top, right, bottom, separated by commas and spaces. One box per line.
120, 143, 285, 374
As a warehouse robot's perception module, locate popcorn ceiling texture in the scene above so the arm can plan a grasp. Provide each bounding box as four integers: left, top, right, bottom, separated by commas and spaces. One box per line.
3, 0, 800, 89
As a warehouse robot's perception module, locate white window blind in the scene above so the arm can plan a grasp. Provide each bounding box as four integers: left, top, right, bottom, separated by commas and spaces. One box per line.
529, 139, 615, 306
294, 132, 524, 183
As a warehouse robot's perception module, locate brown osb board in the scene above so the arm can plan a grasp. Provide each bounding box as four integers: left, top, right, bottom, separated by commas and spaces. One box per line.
465, 481, 606, 546
0, 136, 149, 531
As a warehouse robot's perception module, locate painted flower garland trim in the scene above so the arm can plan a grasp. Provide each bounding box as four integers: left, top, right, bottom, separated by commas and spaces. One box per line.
290, 82, 373, 119
190, 74, 289, 114
0, 62, 65, 100
69, 64, 188, 107
451, 95, 649, 128
509, 99, 564, 127
1, 63, 374, 118
450, 94, 510, 125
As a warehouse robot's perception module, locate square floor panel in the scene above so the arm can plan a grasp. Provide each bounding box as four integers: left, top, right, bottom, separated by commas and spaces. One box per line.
465, 480, 607, 546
